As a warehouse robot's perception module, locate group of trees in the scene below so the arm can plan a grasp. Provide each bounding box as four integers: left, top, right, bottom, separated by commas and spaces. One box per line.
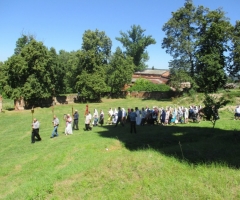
0, 26, 155, 102
0, 0, 239, 103
162, 0, 240, 92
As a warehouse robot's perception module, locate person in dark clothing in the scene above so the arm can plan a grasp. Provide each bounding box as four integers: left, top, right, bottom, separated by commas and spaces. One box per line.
129, 108, 137, 133
115, 107, 124, 127
31, 118, 41, 143
72, 110, 79, 130
99, 110, 104, 126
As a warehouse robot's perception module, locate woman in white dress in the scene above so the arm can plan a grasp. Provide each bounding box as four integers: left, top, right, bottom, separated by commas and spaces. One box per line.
113, 108, 118, 124
108, 108, 113, 125
92, 109, 99, 125
65, 114, 73, 135
122, 108, 126, 124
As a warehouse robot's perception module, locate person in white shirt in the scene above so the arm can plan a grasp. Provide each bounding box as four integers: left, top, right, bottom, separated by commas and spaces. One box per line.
50, 115, 59, 138
85, 111, 92, 130
31, 118, 41, 143
235, 105, 240, 120
107, 108, 113, 125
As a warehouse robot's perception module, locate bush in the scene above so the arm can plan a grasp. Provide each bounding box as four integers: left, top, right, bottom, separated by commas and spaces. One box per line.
127, 78, 171, 92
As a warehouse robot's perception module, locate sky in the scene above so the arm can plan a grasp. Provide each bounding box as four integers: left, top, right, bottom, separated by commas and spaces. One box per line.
0, 0, 239, 69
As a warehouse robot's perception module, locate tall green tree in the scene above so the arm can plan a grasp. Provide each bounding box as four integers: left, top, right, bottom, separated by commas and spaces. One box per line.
64, 50, 80, 94
76, 29, 112, 100
195, 9, 231, 92
57, 50, 69, 93
107, 47, 135, 96
48, 47, 65, 95
116, 25, 156, 71
0, 36, 56, 104
162, 0, 200, 76
162, 0, 232, 92
228, 21, 240, 78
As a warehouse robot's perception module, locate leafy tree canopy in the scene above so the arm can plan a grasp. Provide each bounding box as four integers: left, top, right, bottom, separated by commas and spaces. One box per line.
75, 30, 111, 100
107, 47, 135, 96
228, 20, 240, 78
116, 25, 156, 72
162, 0, 232, 93
0, 35, 57, 101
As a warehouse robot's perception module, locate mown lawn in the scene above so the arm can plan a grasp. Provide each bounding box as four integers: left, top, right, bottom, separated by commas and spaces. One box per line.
1, 97, 240, 199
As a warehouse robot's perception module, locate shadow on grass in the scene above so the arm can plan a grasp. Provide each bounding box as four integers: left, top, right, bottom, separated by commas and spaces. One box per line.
97, 123, 240, 168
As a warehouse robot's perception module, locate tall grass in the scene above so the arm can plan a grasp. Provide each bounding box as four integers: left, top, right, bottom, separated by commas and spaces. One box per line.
1, 98, 240, 199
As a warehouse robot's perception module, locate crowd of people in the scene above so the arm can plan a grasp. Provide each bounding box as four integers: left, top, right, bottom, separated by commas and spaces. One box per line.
31, 104, 239, 143
103, 105, 203, 127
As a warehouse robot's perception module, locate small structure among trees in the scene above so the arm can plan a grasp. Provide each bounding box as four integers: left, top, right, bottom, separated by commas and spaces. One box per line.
132, 69, 170, 84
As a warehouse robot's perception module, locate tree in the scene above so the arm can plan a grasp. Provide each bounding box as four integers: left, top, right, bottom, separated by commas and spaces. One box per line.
116, 25, 156, 71
0, 36, 57, 106
168, 68, 196, 91
195, 9, 231, 92
62, 50, 80, 94
48, 47, 65, 95
162, 0, 232, 92
107, 47, 135, 96
58, 50, 70, 93
202, 94, 230, 128
162, 0, 200, 77
228, 20, 240, 78
75, 29, 112, 100
14, 34, 34, 55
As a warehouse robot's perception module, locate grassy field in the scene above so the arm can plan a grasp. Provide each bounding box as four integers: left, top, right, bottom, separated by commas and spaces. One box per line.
1, 97, 240, 199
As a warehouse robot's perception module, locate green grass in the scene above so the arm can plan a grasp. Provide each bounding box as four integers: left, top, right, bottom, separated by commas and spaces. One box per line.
1, 98, 240, 199
2, 99, 14, 110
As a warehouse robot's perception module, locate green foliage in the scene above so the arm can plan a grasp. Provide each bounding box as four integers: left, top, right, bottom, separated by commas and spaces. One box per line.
228, 20, 240, 77
60, 50, 79, 94
107, 47, 135, 95
195, 9, 231, 92
75, 29, 112, 100
162, 0, 232, 93
116, 25, 156, 71
14, 34, 34, 55
162, 0, 198, 76
169, 68, 197, 91
0, 36, 57, 102
202, 94, 230, 120
127, 78, 171, 92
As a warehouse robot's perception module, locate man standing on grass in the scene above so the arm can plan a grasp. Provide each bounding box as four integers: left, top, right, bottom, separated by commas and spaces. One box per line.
50, 115, 59, 138
129, 108, 137, 134
31, 118, 41, 143
115, 107, 124, 127
72, 110, 79, 130
85, 111, 92, 131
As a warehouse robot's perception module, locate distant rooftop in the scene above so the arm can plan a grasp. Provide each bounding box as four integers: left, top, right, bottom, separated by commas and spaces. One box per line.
135, 69, 169, 75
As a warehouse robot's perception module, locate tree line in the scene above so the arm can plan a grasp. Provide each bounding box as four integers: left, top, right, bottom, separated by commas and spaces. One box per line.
0, 25, 156, 102
0, 0, 239, 103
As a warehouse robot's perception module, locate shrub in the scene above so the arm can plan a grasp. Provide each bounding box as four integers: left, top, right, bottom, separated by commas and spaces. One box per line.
127, 78, 171, 92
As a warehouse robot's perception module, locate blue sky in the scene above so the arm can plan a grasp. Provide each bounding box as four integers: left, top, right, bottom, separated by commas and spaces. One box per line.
0, 0, 239, 69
